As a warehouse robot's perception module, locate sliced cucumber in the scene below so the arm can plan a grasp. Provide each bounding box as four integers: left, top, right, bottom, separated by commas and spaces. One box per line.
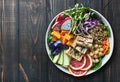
53, 54, 60, 63
57, 51, 64, 65
62, 51, 71, 68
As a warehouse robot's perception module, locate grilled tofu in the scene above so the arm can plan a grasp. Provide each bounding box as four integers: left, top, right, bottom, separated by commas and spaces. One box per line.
75, 46, 87, 54
65, 35, 93, 61
75, 35, 93, 48
65, 47, 83, 61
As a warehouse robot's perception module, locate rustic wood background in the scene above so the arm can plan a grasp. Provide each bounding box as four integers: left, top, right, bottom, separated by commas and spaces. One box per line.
0, 0, 119, 82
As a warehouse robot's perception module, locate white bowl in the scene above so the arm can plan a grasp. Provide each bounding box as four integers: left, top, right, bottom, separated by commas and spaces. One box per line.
45, 8, 114, 76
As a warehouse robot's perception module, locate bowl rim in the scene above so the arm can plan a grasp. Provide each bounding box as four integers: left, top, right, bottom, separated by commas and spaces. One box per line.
45, 8, 114, 76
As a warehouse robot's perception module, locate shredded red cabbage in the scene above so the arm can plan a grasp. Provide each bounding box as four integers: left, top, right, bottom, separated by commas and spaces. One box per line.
83, 18, 98, 31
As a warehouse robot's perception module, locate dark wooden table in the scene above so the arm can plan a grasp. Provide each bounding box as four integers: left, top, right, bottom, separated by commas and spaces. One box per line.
0, 0, 119, 82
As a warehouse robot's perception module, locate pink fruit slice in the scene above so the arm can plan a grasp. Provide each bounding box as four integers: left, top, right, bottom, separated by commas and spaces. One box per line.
69, 67, 87, 77
51, 21, 61, 30
60, 17, 71, 30
70, 56, 86, 70
52, 15, 70, 30
55, 13, 66, 22
81, 55, 92, 71
52, 14, 65, 30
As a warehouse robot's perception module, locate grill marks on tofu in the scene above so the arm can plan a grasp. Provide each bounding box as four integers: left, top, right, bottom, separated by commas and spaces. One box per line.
75, 35, 93, 48
75, 46, 87, 54
65, 47, 83, 61
65, 35, 93, 61
72, 35, 93, 54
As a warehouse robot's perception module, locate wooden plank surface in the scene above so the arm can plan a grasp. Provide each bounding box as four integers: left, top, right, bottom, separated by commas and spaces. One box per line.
19, 0, 47, 82
0, 0, 119, 82
0, 0, 19, 82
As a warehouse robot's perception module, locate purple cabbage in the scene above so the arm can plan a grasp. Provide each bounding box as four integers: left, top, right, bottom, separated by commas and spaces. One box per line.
63, 45, 69, 50
74, 17, 98, 35
49, 40, 69, 56
49, 41, 55, 51
83, 18, 98, 31
54, 40, 63, 48
52, 48, 61, 55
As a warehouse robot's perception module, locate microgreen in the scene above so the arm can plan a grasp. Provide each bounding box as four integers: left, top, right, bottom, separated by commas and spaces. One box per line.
64, 4, 90, 33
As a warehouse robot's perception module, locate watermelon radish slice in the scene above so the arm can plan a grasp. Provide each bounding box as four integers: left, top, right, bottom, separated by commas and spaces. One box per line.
60, 17, 71, 30
70, 56, 86, 70
81, 55, 93, 71
69, 67, 87, 77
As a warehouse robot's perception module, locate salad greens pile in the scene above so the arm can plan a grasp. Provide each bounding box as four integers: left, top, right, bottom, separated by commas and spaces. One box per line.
64, 4, 99, 34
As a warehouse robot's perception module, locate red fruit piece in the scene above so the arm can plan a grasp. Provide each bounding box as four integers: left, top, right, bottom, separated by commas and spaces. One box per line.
70, 56, 86, 70
55, 13, 66, 22
69, 67, 87, 77
81, 55, 92, 71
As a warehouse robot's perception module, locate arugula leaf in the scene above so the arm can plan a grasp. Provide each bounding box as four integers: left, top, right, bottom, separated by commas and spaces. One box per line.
106, 48, 110, 54
105, 26, 111, 37
92, 57, 102, 70
49, 50, 54, 60
90, 12, 98, 19
47, 31, 52, 44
